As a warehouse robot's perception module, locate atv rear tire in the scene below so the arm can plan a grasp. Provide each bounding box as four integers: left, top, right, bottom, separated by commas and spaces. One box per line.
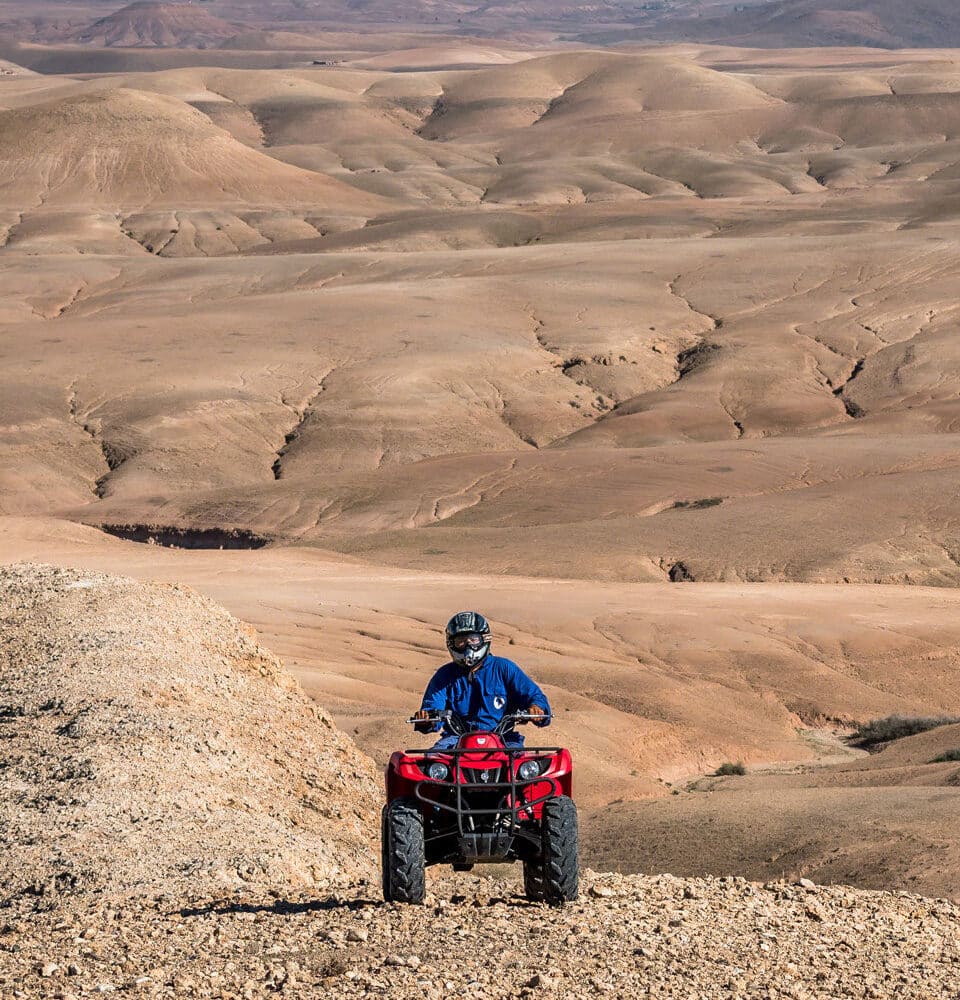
541, 795, 579, 904
382, 798, 426, 904
523, 859, 546, 902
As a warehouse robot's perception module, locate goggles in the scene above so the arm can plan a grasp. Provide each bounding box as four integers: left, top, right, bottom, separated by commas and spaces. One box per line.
450, 633, 487, 651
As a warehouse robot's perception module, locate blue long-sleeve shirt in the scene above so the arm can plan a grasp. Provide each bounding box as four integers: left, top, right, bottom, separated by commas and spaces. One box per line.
420, 655, 550, 737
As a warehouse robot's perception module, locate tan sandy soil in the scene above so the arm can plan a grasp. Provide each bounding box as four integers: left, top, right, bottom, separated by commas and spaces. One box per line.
584, 722, 960, 899
3, 48, 960, 593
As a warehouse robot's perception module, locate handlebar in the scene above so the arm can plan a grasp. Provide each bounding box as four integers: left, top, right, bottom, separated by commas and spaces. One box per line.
406, 710, 552, 735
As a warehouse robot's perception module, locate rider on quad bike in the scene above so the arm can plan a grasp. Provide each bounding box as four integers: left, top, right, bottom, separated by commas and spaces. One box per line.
382, 611, 578, 905
413, 611, 551, 747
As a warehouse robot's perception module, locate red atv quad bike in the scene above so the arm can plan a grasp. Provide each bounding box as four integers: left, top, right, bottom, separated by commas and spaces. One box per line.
382, 710, 578, 905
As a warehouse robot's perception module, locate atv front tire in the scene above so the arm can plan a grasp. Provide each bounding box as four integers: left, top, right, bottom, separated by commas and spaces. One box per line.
381, 798, 426, 904
541, 795, 579, 904
523, 859, 546, 902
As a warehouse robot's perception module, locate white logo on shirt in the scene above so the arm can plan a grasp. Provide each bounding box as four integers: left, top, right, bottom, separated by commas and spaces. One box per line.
494, 696, 505, 710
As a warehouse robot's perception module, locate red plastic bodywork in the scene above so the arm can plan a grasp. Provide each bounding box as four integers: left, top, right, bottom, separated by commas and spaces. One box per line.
386, 730, 573, 820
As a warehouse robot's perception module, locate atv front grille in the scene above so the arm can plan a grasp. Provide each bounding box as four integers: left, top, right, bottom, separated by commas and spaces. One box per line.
461, 766, 502, 785
405, 745, 561, 840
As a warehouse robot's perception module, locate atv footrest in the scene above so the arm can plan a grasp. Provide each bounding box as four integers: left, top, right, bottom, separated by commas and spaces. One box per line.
458, 832, 514, 861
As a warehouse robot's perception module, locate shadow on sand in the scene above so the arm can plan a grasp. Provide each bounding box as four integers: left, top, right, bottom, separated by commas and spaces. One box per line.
179, 891, 536, 918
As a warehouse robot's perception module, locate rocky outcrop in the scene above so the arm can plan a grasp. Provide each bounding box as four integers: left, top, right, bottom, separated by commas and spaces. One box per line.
0, 563, 379, 907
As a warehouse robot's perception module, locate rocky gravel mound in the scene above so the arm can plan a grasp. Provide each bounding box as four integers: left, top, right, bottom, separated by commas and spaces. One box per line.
0, 563, 379, 908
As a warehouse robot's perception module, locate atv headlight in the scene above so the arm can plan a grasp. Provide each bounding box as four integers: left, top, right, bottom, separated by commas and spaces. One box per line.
517, 759, 542, 781
426, 762, 449, 781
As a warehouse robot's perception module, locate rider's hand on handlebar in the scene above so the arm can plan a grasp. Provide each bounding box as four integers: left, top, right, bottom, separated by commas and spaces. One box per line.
412, 708, 434, 733
525, 704, 546, 724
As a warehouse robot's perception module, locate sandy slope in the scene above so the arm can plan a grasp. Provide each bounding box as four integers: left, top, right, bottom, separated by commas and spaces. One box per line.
587, 726, 960, 901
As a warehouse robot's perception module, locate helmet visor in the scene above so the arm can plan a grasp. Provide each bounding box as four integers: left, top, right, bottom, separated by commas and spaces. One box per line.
451, 633, 486, 652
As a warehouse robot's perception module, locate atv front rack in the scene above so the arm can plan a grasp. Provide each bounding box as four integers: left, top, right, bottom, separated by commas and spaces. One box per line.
405, 745, 562, 843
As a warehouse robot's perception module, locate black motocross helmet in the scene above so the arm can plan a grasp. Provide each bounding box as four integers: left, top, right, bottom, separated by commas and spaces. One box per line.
445, 611, 491, 669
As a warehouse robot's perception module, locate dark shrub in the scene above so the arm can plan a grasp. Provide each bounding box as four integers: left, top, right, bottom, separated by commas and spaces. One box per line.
931, 748, 960, 763
854, 714, 960, 748
715, 761, 746, 776
672, 497, 724, 511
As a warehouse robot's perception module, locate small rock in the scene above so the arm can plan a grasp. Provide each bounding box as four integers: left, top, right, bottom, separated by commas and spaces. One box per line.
526, 973, 556, 988
798, 878, 816, 891
385, 954, 406, 967
40, 963, 59, 977
591, 885, 615, 898
407, 955, 421, 969
346, 927, 368, 943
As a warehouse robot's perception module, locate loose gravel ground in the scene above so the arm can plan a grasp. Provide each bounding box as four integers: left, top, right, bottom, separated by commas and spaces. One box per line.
6, 871, 960, 999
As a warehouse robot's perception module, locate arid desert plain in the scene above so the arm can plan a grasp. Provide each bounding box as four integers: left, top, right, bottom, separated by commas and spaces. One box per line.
5, 1, 960, 996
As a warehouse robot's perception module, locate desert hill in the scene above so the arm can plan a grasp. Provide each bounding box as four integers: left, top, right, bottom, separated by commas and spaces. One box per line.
596, 0, 960, 50
0, 563, 378, 905
10, 520, 960, 839
0, 85, 390, 212
6, 30, 960, 915
73, 1, 241, 48
587, 722, 960, 900
0, 55, 32, 75
9, 0, 960, 49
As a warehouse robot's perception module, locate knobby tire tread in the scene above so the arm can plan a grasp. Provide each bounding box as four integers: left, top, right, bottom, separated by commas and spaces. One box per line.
523, 859, 547, 902
542, 795, 579, 904
382, 797, 426, 904
380, 806, 391, 901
